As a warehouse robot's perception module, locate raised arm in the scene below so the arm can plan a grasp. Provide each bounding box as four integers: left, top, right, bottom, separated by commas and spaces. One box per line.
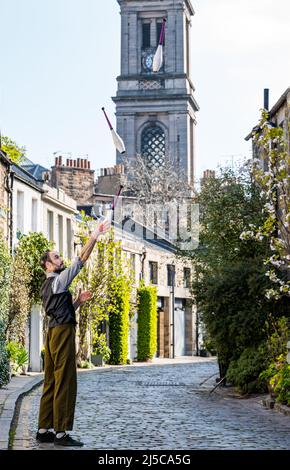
52, 219, 111, 294
79, 219, 111, 264
52, 257, 84, 294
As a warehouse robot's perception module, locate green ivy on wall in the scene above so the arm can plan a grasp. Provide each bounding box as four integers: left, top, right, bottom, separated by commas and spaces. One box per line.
6, 251, 31, 345
137, 283, 157, 362
108, 272, 131, 365
16, 232, 53, 305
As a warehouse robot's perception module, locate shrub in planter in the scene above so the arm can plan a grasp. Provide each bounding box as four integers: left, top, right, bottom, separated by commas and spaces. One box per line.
6, 341, 29, 376
92, 333, 111, 366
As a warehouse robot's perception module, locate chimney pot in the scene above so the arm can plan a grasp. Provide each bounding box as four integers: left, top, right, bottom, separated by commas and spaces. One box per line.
73, 160, 77, 167
88, 161, 91, 169
55, 157, 58, 166
80, 159, 84, 169
58, 155, 62, 165
66, 158, 69, 166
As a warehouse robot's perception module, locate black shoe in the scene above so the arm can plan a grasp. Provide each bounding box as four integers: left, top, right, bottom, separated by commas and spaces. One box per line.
36, 430, 55, 443
54, 433, 84, 447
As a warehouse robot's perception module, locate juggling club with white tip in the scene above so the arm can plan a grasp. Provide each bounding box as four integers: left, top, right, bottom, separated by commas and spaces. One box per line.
101, 107, 126, 154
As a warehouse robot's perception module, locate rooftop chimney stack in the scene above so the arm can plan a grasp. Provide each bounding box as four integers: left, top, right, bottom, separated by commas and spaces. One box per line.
264, 88, 269, 111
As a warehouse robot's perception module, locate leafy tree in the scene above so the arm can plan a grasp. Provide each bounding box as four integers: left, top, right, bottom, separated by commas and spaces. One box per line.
191, 164, 281, 378
1, 136, 26, 164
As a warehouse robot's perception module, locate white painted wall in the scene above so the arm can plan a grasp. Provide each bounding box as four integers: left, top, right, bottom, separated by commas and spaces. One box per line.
12, 178, 42, 249
30, 304, 43, 372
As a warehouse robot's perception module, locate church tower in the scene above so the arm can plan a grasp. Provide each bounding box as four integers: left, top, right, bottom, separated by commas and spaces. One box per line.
113, 0, 199, 184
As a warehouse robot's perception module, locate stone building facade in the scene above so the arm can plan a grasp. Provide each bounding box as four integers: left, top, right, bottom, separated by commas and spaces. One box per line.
74, 215, 196, 360
118, 230, 195, 359
113, 0, 199, 184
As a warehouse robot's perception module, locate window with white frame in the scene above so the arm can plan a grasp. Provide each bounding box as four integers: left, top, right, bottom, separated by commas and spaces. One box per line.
47, 210, 54, 241
16, 190, 24, 234
58, 215, 63, 255
66, 218, 72, 259
31, 198, 38, 232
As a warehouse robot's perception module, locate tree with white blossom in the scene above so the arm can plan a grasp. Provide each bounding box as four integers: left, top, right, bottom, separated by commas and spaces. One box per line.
240, 110, 290, 300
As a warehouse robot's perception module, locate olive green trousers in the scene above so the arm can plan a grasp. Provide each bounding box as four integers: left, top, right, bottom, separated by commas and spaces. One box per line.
38, 324, 77, 431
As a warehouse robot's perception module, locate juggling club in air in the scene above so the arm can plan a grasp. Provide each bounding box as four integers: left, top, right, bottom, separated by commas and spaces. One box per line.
92, 184, 124, 224
101, 107, 126, 154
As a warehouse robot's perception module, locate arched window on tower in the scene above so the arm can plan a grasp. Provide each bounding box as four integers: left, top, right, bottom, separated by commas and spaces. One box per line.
141, 125, 165, 169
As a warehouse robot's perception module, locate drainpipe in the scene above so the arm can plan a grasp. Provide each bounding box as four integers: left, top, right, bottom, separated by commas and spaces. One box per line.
140, 246, 147, 281
4, 164, 14, 254
195, 308, 199, 356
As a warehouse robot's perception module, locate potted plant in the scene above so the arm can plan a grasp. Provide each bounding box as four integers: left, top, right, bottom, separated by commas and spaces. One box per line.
6, 341, 29, 376
91, 333, 111, 367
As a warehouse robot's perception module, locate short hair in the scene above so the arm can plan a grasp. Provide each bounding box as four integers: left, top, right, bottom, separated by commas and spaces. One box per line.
40, 250, 51, 271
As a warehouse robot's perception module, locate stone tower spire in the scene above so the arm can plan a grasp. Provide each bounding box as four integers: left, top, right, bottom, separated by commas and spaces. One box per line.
113, 0, 199, 184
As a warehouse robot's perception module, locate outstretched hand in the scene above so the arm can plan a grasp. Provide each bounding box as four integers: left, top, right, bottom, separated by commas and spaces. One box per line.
98, 218, 111, 235
78, 290, 92, 305
91, 218, 111, 240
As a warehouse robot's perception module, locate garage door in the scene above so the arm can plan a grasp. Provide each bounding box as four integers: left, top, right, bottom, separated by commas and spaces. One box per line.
174, 308, 185, 356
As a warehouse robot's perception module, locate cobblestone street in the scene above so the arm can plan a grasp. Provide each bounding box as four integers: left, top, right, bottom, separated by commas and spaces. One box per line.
13, 358, 290, 450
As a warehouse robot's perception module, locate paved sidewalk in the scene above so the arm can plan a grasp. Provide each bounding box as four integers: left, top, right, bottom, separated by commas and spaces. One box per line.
0, 356, 210, 450
0, 373, 44, 450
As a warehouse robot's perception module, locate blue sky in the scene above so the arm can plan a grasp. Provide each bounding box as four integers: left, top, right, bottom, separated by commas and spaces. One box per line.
1, 0, 289, 180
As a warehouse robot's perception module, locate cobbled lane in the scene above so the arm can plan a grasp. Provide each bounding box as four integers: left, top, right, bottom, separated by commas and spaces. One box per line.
13, 358, 290, 450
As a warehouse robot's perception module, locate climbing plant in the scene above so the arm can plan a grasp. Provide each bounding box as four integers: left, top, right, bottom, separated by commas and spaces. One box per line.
6, 251, 31, 346
0, 235, 11, 387
107, 247, 131, 365
16, 232, 53, 304
137, 283, 157, 362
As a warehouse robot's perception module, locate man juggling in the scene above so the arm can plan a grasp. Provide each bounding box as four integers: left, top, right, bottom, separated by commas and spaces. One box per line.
36, 218, 110, 447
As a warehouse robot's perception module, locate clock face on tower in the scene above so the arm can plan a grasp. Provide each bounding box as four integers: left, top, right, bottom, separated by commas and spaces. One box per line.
142, 52, 154, 72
